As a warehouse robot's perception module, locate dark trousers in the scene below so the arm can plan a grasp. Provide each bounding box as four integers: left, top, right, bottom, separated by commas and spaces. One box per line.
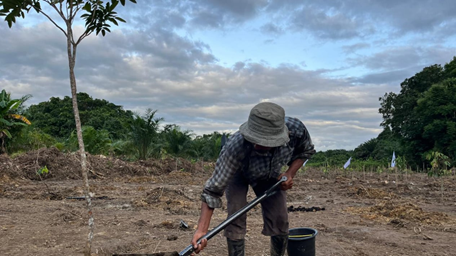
223, 171, 289, 240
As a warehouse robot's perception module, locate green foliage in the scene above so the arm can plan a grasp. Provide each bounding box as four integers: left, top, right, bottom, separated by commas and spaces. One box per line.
0, 0, 42, 27
27, 92, 134, 139
54, 142, 65, 151
68, 126, 112, 155
188, 132, 230, 161
37, 165, 49, 176
7, 126, 57, 153
128, 109, 163, 160
0, 0, 136, 31
379, 57, 456, 168
353, 138, 377, 160
426, 151, 451, 177
161, 124, 193, 158
354, 128, 401, 161
308, 149, 353, 167
108, 139, 134, 157
308, 149, 389, 173
80, 0, 134, 36
395, 155, 407, 171
2, 92, 230, 161
0, 89, 32, 153
416, 78, 456, 162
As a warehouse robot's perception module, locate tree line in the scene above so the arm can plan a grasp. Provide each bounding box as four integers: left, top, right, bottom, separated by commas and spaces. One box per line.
1, 92, 227, 161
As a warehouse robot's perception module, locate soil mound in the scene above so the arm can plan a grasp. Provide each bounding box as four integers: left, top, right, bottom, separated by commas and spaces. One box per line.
346, 200, 453, 225
348, 186, 397, 199
0, 154, 20, 178
0, 148, 213, 181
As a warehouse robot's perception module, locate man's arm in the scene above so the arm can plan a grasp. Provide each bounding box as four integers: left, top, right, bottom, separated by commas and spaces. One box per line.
280, 117, 315, 190
191, 133, 245, 254
191, 202, 214, 254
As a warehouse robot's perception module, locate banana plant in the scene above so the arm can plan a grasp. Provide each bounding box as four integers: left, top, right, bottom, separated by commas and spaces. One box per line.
0, 89, 31, 153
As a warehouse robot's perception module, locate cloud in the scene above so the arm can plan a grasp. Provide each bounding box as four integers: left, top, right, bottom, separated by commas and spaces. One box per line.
189, 0, 268, 27
354, 69, 417, 85
289, 7, 364, 39
308, 119, 382, 151
352, 47, 422, 70
266, 0, 456, 38
260, 22, 284, 35
122, 0, 269, 30
1, 21, 393, 150
109, 0, 456, 43
343, 43, 371, 54
6, 1, 455, 151
349, 46, 456, 72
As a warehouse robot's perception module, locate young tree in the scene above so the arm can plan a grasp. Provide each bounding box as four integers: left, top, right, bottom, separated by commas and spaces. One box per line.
0, 1, 137, 255
129, 109, 163, 160
162, 124, 193, 158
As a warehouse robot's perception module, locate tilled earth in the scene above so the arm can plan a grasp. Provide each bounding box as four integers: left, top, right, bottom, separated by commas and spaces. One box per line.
1, 149, 455, 256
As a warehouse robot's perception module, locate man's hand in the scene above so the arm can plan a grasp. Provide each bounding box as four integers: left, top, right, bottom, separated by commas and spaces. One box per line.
278, 172, 294, 190
278, 159, 305, 190
191, 230, 208, 255
190, 202, 214, 255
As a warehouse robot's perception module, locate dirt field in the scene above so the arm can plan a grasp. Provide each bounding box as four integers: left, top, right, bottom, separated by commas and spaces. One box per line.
1, 148, 455, 256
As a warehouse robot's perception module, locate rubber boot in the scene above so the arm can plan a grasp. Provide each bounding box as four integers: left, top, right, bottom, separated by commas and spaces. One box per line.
227, 238, 245, 256
270, 235, 288, 256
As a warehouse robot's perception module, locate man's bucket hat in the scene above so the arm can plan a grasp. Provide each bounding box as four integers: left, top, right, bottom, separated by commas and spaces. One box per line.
239, 102, 290, 147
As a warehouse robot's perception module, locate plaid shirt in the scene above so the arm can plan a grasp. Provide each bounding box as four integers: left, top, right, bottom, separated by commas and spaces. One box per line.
201, 117, 316, 208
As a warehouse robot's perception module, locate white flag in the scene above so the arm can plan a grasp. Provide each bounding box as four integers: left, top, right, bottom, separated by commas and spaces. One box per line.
303, 159, 309, 166
391, 151, 396, 168
343, 157, 352, 169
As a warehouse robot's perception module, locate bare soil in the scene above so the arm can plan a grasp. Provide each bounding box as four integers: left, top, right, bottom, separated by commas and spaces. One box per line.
1, 148, 455, 256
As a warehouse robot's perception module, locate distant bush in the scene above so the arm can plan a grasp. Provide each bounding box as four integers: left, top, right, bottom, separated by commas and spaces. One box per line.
7, 126, 57, 153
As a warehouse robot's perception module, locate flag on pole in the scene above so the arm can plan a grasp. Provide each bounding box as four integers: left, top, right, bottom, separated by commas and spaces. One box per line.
303, 159, 309, 166
343, 157, 352, 169
391, 151, 396, 168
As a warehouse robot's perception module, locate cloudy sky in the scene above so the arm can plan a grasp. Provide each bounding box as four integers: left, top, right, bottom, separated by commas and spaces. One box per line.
1, 0, 455, 151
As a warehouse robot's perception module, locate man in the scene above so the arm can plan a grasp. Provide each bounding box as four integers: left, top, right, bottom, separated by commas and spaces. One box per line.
191, 102, 315, 256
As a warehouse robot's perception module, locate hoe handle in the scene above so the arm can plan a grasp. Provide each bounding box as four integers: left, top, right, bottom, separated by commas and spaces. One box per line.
179, 176, 287, 256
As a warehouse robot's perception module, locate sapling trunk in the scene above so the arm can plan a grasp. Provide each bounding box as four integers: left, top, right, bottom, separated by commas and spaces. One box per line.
66, 22, 93, 256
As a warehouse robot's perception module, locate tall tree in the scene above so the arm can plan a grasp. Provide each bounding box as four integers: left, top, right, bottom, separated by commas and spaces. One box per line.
379, 57, 456, 167
416, 78, 456, 162
0, 1, 137, 254
379, 64, 444, 136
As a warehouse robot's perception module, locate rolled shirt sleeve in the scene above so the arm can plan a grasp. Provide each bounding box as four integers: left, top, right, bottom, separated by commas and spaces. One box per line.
287, 117, 316, 164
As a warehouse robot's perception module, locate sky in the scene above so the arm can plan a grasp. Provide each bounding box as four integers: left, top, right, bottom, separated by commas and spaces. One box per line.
1, 0, 456, 151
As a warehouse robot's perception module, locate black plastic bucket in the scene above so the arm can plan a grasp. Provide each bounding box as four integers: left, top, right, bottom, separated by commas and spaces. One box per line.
287, 227, 318, 256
